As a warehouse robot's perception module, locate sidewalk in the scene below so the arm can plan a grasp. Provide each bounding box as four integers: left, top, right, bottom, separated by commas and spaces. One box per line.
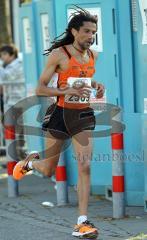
0, 163, 147, 240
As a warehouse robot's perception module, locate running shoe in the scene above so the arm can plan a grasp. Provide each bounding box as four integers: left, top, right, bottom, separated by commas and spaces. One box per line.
72, 220, 99, 239
13, 152, 40, 180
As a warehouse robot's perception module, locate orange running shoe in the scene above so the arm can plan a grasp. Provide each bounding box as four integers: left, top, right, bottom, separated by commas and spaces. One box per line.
72, 220, 99, 239
13, 152, 40, 180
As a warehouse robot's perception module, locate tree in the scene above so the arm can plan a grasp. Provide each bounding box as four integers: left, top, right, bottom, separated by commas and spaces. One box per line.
0, 0, 12, 46
20, 0, 32, 3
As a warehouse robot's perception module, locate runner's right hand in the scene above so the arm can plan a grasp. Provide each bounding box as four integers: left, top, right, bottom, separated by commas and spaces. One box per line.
63, 87, 92, 98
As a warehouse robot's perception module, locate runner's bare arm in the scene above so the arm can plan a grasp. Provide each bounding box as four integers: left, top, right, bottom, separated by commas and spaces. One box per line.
91, 50, 98, 88
91, 50, 105, 98
91, 50, 99, 87
36, 49, 65, 97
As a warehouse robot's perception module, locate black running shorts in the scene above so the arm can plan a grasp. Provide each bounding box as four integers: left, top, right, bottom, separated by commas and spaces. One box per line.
42, 104, 96, 140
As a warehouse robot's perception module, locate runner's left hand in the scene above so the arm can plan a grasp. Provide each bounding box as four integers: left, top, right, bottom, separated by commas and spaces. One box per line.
96, 83, 105, 98
92, 82, 105, 98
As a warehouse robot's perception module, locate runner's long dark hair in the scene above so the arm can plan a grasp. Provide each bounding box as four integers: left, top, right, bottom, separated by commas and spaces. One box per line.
44, 6, 97, 55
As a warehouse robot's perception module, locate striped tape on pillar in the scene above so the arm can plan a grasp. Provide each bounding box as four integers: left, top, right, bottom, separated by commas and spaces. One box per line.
111, 133, 124, 150
7, 161, 17, 175
5, 125, 16, 175
56, 166, 67, 181
111, 133, 124, 193
4, 125, 15, 140
113, 176, 124, 192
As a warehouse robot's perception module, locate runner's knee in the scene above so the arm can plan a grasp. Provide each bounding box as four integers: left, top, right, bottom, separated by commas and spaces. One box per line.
78, 161, 90, 175
43, 168, 55, 177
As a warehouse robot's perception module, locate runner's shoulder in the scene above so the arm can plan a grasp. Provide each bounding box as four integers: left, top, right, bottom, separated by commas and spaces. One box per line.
47, 48, 64, 63
90, 49, 99, 60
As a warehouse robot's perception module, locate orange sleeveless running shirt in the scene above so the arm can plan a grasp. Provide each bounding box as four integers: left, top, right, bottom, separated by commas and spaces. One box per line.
56, 46, 95, 109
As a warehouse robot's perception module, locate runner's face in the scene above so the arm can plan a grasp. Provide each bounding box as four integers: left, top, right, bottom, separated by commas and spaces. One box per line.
74, 21, 97, 50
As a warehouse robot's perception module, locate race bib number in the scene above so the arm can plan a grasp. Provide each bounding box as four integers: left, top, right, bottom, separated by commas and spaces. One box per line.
65, 77, 91, 104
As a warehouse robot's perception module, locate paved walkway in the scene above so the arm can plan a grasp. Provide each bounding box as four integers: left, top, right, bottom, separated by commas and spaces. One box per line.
0, 162, 147, 240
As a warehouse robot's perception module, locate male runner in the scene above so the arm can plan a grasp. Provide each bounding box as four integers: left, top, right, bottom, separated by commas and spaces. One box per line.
13, 7, 104, 239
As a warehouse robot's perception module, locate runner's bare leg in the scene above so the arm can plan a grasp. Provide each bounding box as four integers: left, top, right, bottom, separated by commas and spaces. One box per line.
72, 130, 92, 216
32, 132, 64, 177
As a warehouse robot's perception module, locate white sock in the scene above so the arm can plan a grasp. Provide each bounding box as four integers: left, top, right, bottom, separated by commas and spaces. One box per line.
77, 215, 87, 224
28, 161, 33, 170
